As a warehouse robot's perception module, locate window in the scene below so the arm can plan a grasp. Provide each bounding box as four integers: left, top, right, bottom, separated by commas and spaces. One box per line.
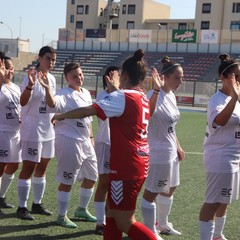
127, 21, 134, 29
232, 3, 240, 12
112, 24, 119, 29
202, 3, 211, 13
122, 5, 126, 14
85, 5, 89, 14
100, 8, 103, 16
71, 0, 75, 4
128, 5, 136, 14
231, 21, 240, 30
77, 5, 84, 14
76, 21, 83, 29
178, 23, 187, 30
201, 21, 210, 29
70, 15, 74, 23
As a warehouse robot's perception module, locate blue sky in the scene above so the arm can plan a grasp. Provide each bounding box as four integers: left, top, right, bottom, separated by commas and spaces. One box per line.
0, 0, 196, 53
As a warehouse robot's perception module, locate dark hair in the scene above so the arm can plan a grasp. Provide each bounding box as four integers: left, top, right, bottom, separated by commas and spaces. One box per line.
218, 53, 239, 78
64, 62, 80, 76
121, 49, 146, 86
102, 66, 119, 89
160, 56, 181, 75
0, 51, 11, 61
0, 51, 5, 60
36, 46, 56, 68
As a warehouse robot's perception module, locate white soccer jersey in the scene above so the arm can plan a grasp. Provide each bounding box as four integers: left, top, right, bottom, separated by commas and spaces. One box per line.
147, 89, 180, 164
20, 73, 56, 142
0, 83, 21, 132
204, 90, 240, 173
53, 87, 93, 141
95, 90, 110, 144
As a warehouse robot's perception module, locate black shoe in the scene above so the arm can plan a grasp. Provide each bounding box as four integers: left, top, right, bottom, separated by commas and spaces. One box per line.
17, 207, 35, 220
31, 203, 52, 216
0, 197, 14, 208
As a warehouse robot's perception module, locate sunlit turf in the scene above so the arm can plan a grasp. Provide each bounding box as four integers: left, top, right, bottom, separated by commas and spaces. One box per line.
1, 111, 240, 239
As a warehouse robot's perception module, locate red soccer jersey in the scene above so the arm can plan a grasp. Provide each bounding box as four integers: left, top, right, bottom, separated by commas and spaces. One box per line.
92, 89, 150, 180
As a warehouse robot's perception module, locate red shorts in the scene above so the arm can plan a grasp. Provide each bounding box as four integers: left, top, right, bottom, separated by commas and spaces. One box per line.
107, 178, 145, 211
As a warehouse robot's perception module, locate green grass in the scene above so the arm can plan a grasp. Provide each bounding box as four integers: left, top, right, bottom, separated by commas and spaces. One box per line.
1, 111, 240, 239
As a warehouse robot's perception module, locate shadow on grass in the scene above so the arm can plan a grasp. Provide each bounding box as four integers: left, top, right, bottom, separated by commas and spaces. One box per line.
0, 211, 131, 239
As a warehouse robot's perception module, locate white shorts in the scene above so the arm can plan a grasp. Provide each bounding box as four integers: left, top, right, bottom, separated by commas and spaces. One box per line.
205, 171, 239, 204
0, 131, 21, 163
95, 142, 110, 174
145, 158, 180, 194
21, 139, 55, 163
55, 135, 98, 185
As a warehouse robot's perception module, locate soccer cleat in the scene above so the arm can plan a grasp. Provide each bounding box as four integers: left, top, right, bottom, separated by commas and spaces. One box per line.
57, 215, 77, 228
74, 207, 97, 222
213, 235, 228, 240
95, 224, 105, 235
157, 222, 181, 236
31, 203, 52, 215
155, 233, 164, 240
0, 197, 14, 208
17, 207, 35, 220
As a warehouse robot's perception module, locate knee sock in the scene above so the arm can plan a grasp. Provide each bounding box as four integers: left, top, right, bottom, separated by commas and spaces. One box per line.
0, 173, 14, 198
58, 191, 71, 216
199, 220, 214, 240
94, 201, 106, 225
157, 194, 173, 226
104, 217, 122, 240
78, 187, 94, 209
128, 221, 158, 240
213, 215, 226, 238
18, 179, 31, 208
141, 198, 157, 233
32, 176, 46, 204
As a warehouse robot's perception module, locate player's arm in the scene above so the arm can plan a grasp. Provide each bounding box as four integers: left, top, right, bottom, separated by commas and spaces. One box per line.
52, 105, 98, 123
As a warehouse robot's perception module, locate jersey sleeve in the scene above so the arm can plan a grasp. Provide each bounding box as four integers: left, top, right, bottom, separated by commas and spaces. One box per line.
93, 90, 125, 120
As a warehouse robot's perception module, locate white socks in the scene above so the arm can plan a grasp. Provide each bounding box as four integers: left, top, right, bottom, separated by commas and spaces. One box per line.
32, 176, 46, 204
17, 179, 31, 208
78, 187, 94, 209
157, 194, 173, 226
58, 191, 71, 216
0, 173, 14, 198
199, 220, 214, 240
213, 215, 226, 238
141, 198, 158, 234
94, 201, 106, 225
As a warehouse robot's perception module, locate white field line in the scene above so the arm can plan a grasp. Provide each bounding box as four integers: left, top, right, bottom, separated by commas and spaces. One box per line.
185, 151, 203, 155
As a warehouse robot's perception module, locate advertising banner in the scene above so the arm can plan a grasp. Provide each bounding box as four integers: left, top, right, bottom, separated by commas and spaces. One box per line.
129, 30, 152, 43
86, 29, 106, 38
172, 29, 197, 43
201, 30, 219, 44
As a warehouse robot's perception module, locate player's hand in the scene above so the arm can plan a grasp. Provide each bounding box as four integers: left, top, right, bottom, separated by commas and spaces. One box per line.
152, 68, 164, 90
177, 147, 185, 161
51, 113, 65, 125
105, 70, 120, 91
38, 71, 49, 89
0, 59, 7, 83
27, 67, 37, 86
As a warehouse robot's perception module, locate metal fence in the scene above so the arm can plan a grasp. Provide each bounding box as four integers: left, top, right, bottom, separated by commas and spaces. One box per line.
13, 70, 221, 107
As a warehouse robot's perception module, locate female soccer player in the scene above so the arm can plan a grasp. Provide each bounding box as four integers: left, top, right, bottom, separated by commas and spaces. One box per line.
93, 66, 120, 235
199, 54, 240, 240
141, 56, 184, 237
51, 49, 161, 240
0, 53, 21, 209
39, 62, 98, 228
16, 46, 56, 220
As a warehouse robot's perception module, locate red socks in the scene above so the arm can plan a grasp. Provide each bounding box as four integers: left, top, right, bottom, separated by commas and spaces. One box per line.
104, 217, 122, 240
128, 221, 157, 240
